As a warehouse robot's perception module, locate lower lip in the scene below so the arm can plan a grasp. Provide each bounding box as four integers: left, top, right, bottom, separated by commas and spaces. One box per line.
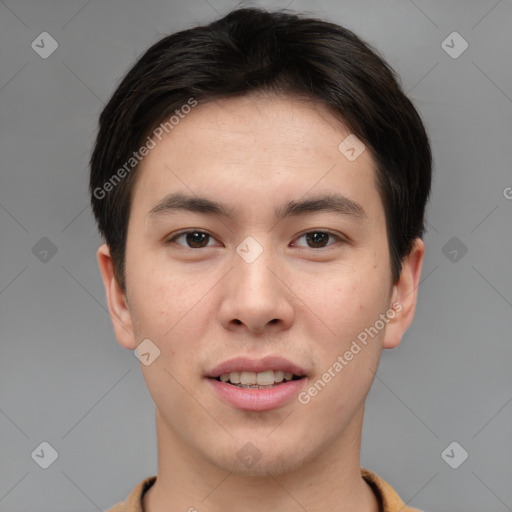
208, 378, 306, 412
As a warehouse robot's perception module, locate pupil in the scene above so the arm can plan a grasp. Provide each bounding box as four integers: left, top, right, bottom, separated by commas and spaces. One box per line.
187, 232, 208, 248
307, 232, 328, 248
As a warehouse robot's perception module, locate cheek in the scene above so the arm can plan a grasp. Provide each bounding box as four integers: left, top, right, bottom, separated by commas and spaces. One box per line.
318, 265, 389, 333
127, 261, 201, 352
133, 269, 225, 379
303, 276, 387, 415
130, 254, 180, 313
131, 267, 206, 406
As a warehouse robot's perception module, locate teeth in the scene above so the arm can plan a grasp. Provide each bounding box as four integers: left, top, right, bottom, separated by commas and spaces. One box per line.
274, 370, 285, 383
240, 371, 257, 385
217, 370, 299, 386
256, 370, 274, 385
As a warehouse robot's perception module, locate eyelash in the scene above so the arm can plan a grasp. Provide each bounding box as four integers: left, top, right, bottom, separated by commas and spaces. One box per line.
165, 229, 344, 249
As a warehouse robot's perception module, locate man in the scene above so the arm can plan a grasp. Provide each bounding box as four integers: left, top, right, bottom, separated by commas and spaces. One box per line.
90, 7, 431, 512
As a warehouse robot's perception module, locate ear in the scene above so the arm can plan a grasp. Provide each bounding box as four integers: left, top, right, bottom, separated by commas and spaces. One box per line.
97, 243, 137, 350
382, 238, 425, 349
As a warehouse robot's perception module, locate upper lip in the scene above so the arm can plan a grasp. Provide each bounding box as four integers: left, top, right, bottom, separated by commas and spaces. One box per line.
207, 356, 307, 378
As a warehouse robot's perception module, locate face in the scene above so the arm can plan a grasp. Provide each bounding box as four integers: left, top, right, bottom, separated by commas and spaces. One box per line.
98, 94, 424, 477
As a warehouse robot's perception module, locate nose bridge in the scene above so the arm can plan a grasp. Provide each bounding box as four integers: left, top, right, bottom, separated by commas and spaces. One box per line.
219, 224, 295, 335
218, 233, 294, 332
233, 235, 278, 298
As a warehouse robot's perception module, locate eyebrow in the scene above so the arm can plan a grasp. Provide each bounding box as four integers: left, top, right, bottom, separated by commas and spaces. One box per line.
147, 191, 367, 221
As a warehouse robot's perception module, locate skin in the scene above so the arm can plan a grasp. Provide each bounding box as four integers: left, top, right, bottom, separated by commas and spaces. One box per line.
97, 93, 424, 512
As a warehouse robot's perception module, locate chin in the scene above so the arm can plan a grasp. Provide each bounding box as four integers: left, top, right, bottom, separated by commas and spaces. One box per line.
204, 438, 312, 477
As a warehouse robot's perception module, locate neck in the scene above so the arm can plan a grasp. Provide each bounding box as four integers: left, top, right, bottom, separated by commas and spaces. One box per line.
143, 407, 379, 512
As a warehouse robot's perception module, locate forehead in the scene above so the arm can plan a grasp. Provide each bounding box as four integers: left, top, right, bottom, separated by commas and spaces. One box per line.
131, 94, 382, 222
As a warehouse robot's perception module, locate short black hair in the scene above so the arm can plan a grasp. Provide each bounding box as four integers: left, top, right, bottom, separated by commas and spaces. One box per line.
90, 7, 432, 292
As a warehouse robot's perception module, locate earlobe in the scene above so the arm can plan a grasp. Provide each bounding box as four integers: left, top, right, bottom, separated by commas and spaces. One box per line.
382, 238, 425, 350
96, 244, 137, 350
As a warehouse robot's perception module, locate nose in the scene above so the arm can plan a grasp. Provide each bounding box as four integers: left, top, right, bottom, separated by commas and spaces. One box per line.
218, 242, 295, 335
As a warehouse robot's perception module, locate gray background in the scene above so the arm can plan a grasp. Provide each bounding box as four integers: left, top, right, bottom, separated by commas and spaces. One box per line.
1, 0, 511, 511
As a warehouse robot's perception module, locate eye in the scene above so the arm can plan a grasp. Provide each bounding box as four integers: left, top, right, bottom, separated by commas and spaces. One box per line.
166, 230, 218, 249
166, 229, 343, 250
293, 230, 342, 249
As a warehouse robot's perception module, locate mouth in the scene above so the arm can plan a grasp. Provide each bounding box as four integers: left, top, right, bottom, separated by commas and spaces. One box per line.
213, 370, 304, 389
206, 356, 307, 411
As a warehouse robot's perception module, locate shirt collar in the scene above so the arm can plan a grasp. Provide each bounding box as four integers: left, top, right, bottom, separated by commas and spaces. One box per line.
114, 468, 422, 512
